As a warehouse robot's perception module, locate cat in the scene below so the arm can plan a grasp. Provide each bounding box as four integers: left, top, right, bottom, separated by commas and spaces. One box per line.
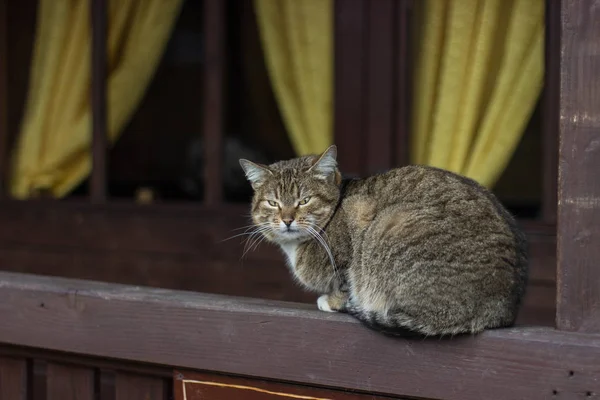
239, 145, 528, 337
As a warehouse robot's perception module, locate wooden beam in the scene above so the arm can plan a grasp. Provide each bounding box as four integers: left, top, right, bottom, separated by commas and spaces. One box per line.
335, 0, 412, 174
365, 0, 395, 174
90, 0, 108, 203
556, 0, 600, 333
394, 0, 412, 167
202, 0, 225, 206
541, 0, 561, 224
334, 0, 367, 177
0, 0, 8, 197
0, 272, 598, 400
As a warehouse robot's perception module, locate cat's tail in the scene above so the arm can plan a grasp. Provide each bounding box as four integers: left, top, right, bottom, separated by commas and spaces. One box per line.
345, 304, 445, 339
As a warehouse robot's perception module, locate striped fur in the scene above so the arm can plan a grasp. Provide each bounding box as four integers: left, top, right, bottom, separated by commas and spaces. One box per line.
240, 145, 529, 337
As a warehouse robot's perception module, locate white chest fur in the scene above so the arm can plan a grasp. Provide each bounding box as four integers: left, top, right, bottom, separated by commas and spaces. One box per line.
279, 242, 299, 269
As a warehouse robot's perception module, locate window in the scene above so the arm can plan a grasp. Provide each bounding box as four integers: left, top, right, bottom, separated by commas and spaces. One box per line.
0, 0, 559, 326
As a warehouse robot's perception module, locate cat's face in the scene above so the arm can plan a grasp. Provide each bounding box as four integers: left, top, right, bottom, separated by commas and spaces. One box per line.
240, 145, 341, 244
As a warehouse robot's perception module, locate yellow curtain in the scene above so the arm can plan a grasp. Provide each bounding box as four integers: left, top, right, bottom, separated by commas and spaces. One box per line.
10, 0, 183, 198
411, 0, 544, 188
254, 0, 333, 156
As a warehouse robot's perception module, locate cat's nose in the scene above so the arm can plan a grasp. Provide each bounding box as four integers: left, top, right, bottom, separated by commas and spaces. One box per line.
282, 217, 294, 227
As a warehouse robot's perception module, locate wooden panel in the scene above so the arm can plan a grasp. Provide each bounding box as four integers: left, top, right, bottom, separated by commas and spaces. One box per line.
0, 202, 311, 303
116, 373, 166, 400
0, 244, 313, 303
202, 0, 225, 205
30, 360, 47, 400
90, 0, 108, 203
174, 370, 396, 400
98, 369, 116, 400
0, 271, 598, 400
0, 202, 555, 289
0, 202, 259, 255
365, 0, 395, 174
0, 202, 556, 324
0, 242, 553, 325
334, 0, 367, 176
46, 363, 94, 400
557, 0, 600, 333
0, 357, 26, 400
0, 0, 7, 196
0, 346, 172, 380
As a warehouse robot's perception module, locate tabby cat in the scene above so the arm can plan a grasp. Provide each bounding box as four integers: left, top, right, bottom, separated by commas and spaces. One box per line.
239, 145, 528, 337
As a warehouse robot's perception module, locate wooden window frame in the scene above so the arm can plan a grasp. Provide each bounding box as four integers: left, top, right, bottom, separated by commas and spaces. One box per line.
1, 0, 600, 398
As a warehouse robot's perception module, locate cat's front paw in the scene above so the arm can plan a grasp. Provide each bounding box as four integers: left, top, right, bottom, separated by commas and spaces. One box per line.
317, 295, 337, 312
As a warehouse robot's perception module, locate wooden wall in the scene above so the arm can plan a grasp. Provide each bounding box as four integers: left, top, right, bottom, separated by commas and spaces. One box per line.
0, 347, 406, 400
0, 353, 172, 400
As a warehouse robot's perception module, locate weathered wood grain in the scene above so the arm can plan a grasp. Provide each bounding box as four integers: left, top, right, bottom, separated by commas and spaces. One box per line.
115, 373, 166, 400
557, 0, 600, 333
0, 272, 598, 400
46, 363, 94, 400
0, 356, 26, 400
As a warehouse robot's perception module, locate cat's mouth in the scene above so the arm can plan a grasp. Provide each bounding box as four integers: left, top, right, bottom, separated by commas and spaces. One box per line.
275, 228, 306, 241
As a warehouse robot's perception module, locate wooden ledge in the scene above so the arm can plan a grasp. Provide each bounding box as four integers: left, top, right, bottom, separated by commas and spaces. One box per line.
0, 272, 598, 400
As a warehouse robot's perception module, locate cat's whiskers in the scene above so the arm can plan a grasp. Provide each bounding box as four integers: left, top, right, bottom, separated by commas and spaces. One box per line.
303, 221, 331, 242
241, 225, 273, 259
301, 224, 341, 283
231, 223, 262, 231
248, 232, 270, 254
221, 222, 270, 243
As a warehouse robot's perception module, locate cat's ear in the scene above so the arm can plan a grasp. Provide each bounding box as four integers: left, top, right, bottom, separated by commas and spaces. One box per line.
239, 159, 272, 188
309, 145, 338, 182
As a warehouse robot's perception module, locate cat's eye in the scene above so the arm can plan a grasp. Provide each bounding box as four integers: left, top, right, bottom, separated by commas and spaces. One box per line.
267, 200, 278, 207
298, 197, 311, 206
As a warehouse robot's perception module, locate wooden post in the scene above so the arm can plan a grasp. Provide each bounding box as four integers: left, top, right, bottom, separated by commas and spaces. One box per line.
556, 0, 600, 333
394, 0, 412, 167
335, 0, 412, 175
91, 0, 108, 203
0, 0, 8, 197
203, 0, 225, 206
365, 0, 395, 174
334, 0, 367, 177
541, 0, 561, 224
